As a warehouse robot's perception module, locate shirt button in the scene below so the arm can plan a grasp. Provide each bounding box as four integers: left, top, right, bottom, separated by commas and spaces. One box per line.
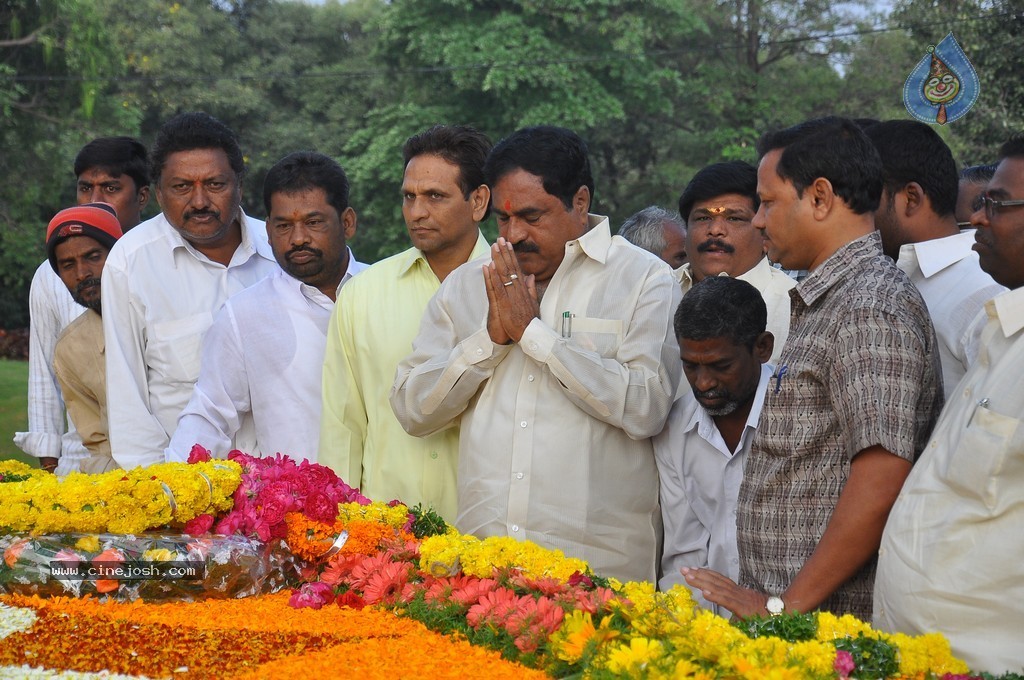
529, 342, 538, 351
528, 375, 535, 382
511, 524, 520, 532
430, 451, 439, 459
476, 348, 483, 356
520, 421, 527, 428
516, 472, 524, 480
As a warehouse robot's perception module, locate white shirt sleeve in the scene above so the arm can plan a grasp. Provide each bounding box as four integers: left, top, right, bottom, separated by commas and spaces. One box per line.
13, 263, 85, 466
165, 302, 248, 461
102, 256, 168, 468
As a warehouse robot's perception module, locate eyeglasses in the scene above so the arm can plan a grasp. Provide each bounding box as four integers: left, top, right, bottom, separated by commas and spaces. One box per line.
981, 194, 1024, 220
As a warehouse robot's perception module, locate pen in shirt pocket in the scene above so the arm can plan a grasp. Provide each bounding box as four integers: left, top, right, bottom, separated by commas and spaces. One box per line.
772, 365, 788, 394
561, 311, 574, 338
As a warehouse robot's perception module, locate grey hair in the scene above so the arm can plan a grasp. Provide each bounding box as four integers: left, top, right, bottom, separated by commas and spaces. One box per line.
618, 206, 684, 255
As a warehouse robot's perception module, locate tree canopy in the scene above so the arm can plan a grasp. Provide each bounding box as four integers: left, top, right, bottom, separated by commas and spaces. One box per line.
1, 0, 1018, 325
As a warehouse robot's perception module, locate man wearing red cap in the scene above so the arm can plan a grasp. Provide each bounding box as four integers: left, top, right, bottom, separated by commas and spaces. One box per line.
14, 137, 149, 475
46, 203, 124, 473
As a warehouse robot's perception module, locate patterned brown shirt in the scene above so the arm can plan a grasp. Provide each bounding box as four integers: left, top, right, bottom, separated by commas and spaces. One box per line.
737, 231, 943, 619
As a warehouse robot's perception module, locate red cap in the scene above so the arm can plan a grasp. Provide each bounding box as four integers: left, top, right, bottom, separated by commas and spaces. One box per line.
46, 203, 123, 272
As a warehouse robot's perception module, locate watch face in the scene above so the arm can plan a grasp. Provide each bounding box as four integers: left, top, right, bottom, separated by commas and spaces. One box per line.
766, 596, 785, 615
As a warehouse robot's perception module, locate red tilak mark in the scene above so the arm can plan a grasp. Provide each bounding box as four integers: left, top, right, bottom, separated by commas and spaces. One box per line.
504, 199, 512, 213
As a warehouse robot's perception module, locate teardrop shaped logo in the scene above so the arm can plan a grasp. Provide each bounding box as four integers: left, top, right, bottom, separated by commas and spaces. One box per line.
903, 32, 980, 125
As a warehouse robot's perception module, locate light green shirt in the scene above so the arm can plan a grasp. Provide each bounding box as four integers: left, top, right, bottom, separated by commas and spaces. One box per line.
319, 233, 490, 521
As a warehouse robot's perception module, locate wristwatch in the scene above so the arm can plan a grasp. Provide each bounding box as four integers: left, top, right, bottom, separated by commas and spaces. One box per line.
766, 595, 785, 617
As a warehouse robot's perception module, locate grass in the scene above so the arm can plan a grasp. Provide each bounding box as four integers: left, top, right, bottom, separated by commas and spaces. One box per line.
0, 359, 34, 466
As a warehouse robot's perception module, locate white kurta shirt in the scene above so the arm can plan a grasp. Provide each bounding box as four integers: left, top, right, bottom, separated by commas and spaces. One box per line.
391, 215, 681, 583
874, 286, 1024, 674
654, 363, 772, 614
13, 262, 87, 475
676, 257, 794, 364
101, 210, 279, 469
895, 229, 1005, 398
166, 254, 366, 463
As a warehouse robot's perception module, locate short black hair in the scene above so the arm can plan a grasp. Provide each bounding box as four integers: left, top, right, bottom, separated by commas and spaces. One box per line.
674, 276, 767, 350
678, 161, 759, 223
150, 111, 244, 182
757, 116, 883, 215
262, 151, 350, 217
484, 126, 594, 210
998, 133, 1024, 161
402, 124, 493, 202
865, 120, 958, 217
74, 136, 150, 191
960, 163, 997, 184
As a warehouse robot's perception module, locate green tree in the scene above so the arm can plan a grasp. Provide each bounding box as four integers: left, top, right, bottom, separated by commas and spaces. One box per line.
0, 0, 140, 327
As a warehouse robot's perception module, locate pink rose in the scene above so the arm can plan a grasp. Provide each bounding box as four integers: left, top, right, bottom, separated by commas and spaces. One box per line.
304, 491, 339, 523
187, 444, 212, 464
288, 581, 336, 609
183, 514, 215, 536
834, 650, 855, 678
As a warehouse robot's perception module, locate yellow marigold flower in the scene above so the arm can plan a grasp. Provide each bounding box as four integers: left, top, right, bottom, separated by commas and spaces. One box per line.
786, 639, 836, 677
75, 535, 101, 553
814, 611, 879, 642
142, 548, 179, 562
890, 631, 969, 676
606, 637, 664, 675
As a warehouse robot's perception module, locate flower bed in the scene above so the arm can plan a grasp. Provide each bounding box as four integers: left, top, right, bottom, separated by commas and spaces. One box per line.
0, 452, 991, 678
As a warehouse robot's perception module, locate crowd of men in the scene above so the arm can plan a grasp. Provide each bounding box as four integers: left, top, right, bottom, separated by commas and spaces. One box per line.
13, 112, 1023, 672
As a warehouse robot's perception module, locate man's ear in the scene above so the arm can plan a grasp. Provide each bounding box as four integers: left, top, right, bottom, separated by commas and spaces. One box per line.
341, 207, 357, 240
573, 185, 591, 220
809, 178, 835, 220
137, 185, 151, 211
470, 184, 490, 222
902, 182, 925, 216
753, 331, 774, 363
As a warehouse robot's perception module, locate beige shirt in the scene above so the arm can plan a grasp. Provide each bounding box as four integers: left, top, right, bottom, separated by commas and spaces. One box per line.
875, 286, 1024, 674
52, 310, 116, 474
675, 257, 794, 364
391, 216, 681, 583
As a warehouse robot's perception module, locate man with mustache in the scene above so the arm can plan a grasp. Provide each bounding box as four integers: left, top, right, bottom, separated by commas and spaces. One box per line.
15, 137, 150, 475
874, 134, 1024, 674
676, 161, 794, 363
654, 276, 773, 613
166, 152, 365, 461
46, 204, 124, 473
391, 126, 681, 582
101, 112, 280, 468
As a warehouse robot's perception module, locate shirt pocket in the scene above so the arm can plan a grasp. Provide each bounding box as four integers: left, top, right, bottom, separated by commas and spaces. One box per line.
149, 312, 214, 387
944, 403, 1021, 509
570, 317, 623, 358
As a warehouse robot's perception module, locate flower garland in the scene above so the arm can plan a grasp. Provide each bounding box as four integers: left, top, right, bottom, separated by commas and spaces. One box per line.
419, 533, 591, 582
0, 460, 240, 535
283, 500, 414, 561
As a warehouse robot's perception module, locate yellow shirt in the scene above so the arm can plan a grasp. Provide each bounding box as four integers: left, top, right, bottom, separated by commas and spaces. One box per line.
319, 234, 490, 521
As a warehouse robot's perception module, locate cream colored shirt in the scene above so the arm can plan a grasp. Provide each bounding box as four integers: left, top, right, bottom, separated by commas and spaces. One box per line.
391, 216, 681, 583
318, 234, 489, 521
874, 286, 1024, 674
675, 257, 794, 364
101, 210, 279, 469
896, 230, 1005, 398
52, 310, 116, 474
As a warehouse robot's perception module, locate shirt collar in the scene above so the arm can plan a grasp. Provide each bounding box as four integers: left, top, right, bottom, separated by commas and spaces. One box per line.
990, 285, 1024, 338
794, 231, 882, 307
897, 229, 977, 279
168, 209, 271, 268
397, 230, 490, 279
680, 363, 775, 455
570, 214, 612, 264
673, 256, 774, 289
